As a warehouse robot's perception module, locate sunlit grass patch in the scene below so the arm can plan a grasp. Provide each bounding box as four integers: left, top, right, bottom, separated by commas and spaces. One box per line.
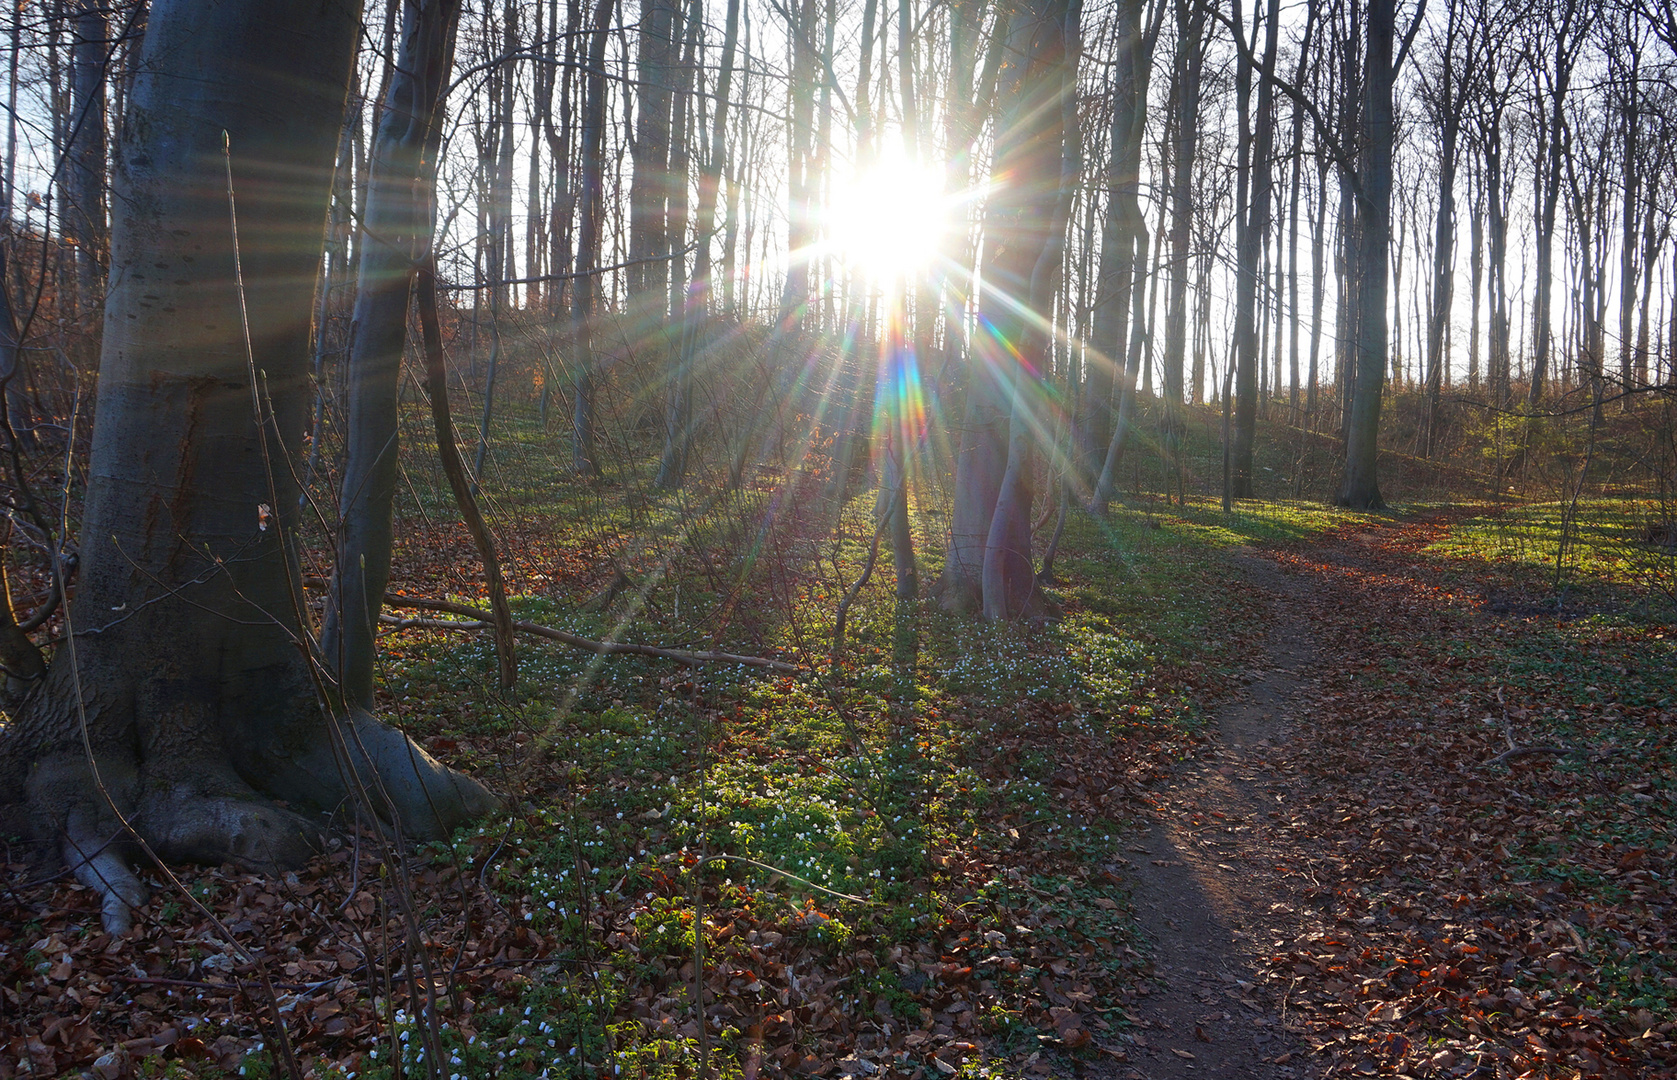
1158, 496, 1375, 549
1429, 499, 1677, 600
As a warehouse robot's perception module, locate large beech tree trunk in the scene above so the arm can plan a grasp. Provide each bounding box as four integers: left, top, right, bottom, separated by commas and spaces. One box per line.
571, 0, 616, 475
655, 0, 740, 490
67, 0, 107, 318
1336, 0, 1395, 509
1086, 0, 1158, 514
1161, 0, 1205, 426
939, 0, 1069, 617
1230, 0, 1280, 500
0, 0, 494, 935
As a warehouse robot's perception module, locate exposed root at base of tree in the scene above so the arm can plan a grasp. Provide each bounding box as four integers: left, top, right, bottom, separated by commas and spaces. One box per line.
10, 708, 498, 935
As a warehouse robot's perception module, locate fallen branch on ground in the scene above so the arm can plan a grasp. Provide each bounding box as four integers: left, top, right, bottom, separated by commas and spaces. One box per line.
1483, 745, 1575, 768
382, 595, 800, 673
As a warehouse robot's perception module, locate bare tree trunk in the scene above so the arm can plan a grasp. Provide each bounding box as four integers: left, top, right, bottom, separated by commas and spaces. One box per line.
979, 0, 1073, 621
884, 287, 918, 599
417, 260, 516, 693
720, 13, 750, 319
1163, 0, 1205, 433
777, 0, 819, 327
66, 1, 106, 321
629, 0, 677, 305
1634, 170, 1664, 387
1193, 226, 1211, 404
303, 93, 359, 496
1617, 35, 1641, 396
1486, 113, 1510, 404
0, 0, 493, 937
1084, 0, 1139, 491
1284, 0, 1315, 418
542, 0, 582, 320
1527, 0, 1586, 405
324, 0, 465, 712
3, 5, 18, 226
1231, 0, 1281, 499
664, 0, 699, 326
1423, 10, 1461, 456
656, 0, 741, 489
1308, 151, 1326, 420
941, 0, 1069, 616
1336, 0, 1394, 509
1465, 151, 1482, 394
571, 0, 616, 474
1088, 0, 1162, 513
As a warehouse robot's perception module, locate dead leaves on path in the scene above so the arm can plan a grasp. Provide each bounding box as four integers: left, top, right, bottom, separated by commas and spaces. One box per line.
1249, 516, 1676, 1079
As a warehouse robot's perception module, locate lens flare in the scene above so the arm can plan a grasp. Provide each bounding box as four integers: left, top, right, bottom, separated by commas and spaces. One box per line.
825, 149, 949, 282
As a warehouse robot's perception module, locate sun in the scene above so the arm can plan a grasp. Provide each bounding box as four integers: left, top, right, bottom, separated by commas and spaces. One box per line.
824, 149, 949, 283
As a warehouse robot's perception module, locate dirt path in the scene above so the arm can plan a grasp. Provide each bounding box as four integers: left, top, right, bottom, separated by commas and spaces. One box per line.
1106, 549, 1331, 1079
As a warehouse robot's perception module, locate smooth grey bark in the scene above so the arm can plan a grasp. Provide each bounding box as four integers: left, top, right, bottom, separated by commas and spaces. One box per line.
817, 0, 879, 506
883, 289, 919, 601
526, 1, 548, 311
324, 0, 463, 713
938, 4, 1050, 613
940, 0, 1007, 402
1615, 30, 1640, 394
1467, 152, 1483, 392
1230, 0, 1280, 500
1163, 0, 1204, 418
67, 0, 106, 316
1525, 0, 1586, 405
1634, 160, 1665, 387
940, 0, 1067, 615
655, 0, 741, 489
1562, 132, 1607, 419
1333, 0, 1361, 440
972, 0, 1070, 621
1084, 0, 1142, 492
541, 0, 582, 321
1336, 0, 1395, 509
1480, 77, 1513, 403
571, 0, 616, 474
3, 5, 17, 227
1283, 0, 1316, 417
0, 0, 494, 935
882, 0, 931, 601
776, 0, 820, 327
628, 0, 677, 304
898, 0, 936, 375
1422, 0, 1466, 455
473, 1, 518, 474
496, 1, 519, 294
1088, 0, 1165, 514
303, 99, 359, 497
664, 0, 699, 330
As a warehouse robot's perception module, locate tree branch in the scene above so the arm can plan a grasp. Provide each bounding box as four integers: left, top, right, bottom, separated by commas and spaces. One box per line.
382, 594, 801, 673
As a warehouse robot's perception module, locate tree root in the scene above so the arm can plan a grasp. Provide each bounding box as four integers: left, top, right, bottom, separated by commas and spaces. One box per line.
63, 821, 148, 936
304, 709, 501, 842
24, 709, 497, 935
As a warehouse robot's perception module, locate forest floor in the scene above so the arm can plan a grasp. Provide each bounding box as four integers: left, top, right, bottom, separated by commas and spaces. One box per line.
1111, 512, 1677, 1080
3, 504, 1675, 1080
